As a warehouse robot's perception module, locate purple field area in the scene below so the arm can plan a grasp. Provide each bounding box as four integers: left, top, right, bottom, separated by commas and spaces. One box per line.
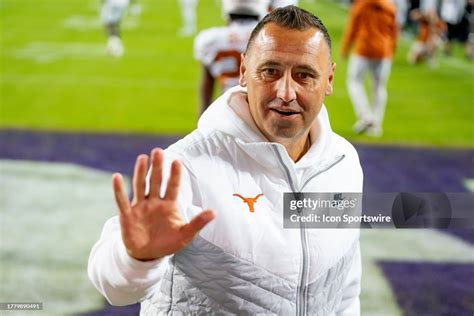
357, 144, 473, 193
1, 129, 473, 192
379, 261, 474, 316
0, 129, 179, 177
1, 128, 473, 315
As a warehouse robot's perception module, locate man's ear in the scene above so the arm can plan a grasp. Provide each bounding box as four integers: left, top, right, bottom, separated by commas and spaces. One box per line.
239, 54, 247, 87
325, 62, 336, 96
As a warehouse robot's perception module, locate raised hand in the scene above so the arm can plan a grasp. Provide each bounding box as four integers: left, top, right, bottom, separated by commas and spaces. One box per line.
112, 148, 215, 261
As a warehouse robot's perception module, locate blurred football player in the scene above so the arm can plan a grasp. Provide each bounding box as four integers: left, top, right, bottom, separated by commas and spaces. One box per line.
101, 0, 129, 57
341, 0, 398, 137
269, 0, 299, 10
129, 0, 142, 16
194, 0, 269, 113
393, 0, 409, 28
407, 6, 446, 66
178, 0, 199, 36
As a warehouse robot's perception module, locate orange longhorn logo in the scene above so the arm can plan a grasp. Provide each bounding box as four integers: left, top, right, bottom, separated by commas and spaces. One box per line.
233, 193, 264, 213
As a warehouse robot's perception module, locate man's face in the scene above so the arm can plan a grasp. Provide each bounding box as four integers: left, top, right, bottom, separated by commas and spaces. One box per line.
239, 23, 335, 144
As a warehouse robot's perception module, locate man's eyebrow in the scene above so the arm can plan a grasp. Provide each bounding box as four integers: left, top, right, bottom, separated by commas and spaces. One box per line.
294, 64, 320, 77
257, 60, 320, 77
257, 60, 282, 68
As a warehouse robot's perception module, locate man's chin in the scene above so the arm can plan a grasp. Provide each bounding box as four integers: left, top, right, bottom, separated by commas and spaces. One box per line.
267, 127, 300, 141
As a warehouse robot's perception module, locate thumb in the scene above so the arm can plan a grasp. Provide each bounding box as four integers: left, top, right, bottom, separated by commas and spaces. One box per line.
180, 209, 216, 241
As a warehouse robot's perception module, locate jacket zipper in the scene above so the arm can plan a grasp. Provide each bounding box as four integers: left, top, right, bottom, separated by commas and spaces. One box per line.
300, 155, 345, 191
271, 145, 345, 316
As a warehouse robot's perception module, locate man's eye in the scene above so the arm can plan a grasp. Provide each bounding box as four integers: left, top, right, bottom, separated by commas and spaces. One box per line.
297, 72, 312, 80
263, 68, 278, 76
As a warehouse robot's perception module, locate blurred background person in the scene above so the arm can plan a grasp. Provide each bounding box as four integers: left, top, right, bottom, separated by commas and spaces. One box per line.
193, 0, 269, 113
420, 0, 438, 11
101, 0, 130, 57
178, 0, 199, 36
130, 0, 142, 16
441, 0, 474, 59
393, 0, 410, 29
341, 0, 398, 137
269, 0, 299, 10
407, 0, 446, 66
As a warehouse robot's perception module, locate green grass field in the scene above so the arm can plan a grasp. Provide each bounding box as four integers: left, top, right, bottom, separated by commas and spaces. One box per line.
0, 0, 472, 146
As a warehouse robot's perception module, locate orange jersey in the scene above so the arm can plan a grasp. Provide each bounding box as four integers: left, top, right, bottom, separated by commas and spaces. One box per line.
417, 15, 446, 43
341, 0, 398, 59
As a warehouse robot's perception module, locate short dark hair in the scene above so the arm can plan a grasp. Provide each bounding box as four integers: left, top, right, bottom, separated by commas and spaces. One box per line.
245, 5, 332, 57
229, 14, 259, 22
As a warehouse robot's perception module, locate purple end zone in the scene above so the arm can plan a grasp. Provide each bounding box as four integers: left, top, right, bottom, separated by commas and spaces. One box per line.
1, 129, 472, 192
443, 229, 474, 244
356, 144, 474, 192
0, 129, 180, 177
378, 261, 474, 316
79, 302, 140, 316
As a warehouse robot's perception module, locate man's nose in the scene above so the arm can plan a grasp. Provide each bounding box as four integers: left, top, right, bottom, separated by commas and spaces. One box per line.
276, 72, 297, 103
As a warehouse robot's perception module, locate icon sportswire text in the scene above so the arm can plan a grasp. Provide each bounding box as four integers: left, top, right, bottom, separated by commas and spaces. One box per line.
233, 193, 264, 213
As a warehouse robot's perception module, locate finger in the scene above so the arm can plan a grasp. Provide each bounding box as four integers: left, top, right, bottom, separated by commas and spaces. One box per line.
112, 173, 131, 215
180, 210, 216, 240
164, 160, 182, 201
132, 154, 148, 204
148, 148, 163, 199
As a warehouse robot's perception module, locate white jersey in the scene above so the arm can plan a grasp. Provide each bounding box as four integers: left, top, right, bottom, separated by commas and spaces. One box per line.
270, 0, 298, 9
441, 0, 466, 24
101, 0, 129, 24
194, 20, 258, 91
420, 0, 439, 13
392, 0, 409, 26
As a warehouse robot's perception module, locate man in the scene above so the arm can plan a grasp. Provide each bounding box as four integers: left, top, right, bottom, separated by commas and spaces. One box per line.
194, 0, 269, 113
101, 0, 129, 57
89, 6, 363, 314
341, 0, 398, 137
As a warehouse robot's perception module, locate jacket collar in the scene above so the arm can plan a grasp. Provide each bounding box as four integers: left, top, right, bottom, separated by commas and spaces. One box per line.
198, 85, 340, 170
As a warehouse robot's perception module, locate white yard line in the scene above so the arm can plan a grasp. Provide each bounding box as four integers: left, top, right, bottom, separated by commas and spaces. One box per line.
1, 73, 195, 89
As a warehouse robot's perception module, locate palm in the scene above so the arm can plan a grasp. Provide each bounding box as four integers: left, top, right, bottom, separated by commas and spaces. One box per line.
113, 148, 215, 261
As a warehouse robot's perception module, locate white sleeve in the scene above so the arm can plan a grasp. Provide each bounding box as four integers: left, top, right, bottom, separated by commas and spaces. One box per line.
87, 216, 169, 306
194, 28, 219, 66
87, 152, 198, 306
336, 243, 362, 315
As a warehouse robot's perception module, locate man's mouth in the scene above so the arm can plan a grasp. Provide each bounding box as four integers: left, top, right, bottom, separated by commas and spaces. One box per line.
270, 108, 300, 116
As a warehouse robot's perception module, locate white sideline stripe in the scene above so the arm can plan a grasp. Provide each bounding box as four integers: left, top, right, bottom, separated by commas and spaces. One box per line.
11, 42, 107, 63
360, 229, 474, 316
464, 179, 474, 193
63, 15, 138, 31
63, 15, 102, 31
1, 73, 195, 89
0, 159, 126, 314
8, 41, 194, 64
